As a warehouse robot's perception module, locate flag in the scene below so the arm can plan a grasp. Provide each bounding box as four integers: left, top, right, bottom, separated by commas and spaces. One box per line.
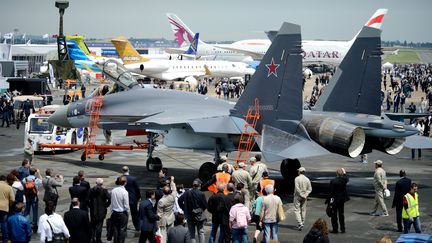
42, 34, 49, 39
22, 33, 26, 39
3, 33, 13, 39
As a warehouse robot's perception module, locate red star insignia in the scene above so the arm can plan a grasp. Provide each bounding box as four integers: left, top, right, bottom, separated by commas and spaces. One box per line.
266, 58, 280, 77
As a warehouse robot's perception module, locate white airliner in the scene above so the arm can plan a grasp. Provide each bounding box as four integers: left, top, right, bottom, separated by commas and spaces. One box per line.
111, 37, 255, 81
166, 13, 254, 64
167, 9, 388, 65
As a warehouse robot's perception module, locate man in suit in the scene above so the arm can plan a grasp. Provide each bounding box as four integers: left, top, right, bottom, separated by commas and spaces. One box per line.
157, 177, 177, 242
167, 214, 191, 243
78, 170, 91, 191
69, 176, 89, 211
392, 170, 411, 232
327, 168, 349, 234
88, 178, 111, 243
139, 190, 160, 243
121, 166, 141, 230
64, 198, 91, 243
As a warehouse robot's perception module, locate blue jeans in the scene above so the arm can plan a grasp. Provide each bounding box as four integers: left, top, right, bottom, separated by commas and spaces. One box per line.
24, 197, 39, 226
231, 228, 248, 243
263, 222, 279, 243
403, 217, 421, 234
209, 223, 224, 243
0, 210, 8, 242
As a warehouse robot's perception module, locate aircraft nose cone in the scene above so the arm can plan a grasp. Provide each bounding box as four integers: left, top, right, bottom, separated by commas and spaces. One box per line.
48, 105, 71, 128
246, 68, 256, 75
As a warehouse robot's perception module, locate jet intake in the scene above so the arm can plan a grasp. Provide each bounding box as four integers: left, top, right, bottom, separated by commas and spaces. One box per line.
301, 117, 365, 158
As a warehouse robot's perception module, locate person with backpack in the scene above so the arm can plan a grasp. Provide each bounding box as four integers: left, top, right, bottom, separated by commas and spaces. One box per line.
177, 179, 207, 243
229, 193, 251, 243
23, 168, 43, 232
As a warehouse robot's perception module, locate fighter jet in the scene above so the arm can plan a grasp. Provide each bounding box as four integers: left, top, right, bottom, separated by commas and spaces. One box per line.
48, 22, 419, 184
49, 22, 331, 180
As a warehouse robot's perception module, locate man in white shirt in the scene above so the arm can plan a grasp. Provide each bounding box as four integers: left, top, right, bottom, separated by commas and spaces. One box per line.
39, 202, 70, 243
110, 176, 129, 243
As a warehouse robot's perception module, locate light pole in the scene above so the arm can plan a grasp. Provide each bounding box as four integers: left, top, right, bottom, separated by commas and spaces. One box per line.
55, 1, 69, 61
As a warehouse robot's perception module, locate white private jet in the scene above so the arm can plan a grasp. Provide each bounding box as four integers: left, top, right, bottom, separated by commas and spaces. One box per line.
111, 37, 255, 81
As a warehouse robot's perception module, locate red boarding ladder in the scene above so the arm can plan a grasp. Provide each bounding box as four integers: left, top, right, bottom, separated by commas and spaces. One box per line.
84, 95, 104, 159
235, 98, 260, 164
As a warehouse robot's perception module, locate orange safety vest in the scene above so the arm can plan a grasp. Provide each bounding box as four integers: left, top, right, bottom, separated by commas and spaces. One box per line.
259, 178, 275, 196
208, 172, 231, 195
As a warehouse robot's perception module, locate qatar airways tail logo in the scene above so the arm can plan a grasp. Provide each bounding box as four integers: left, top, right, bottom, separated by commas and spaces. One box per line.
303, 51, 341, 59
168, 17, 194, 47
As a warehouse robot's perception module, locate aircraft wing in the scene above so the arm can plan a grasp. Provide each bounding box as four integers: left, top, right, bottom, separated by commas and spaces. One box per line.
385, 112, 431, 121
165, 47, 187, 55
158, 71, 206, 80
405, 135, 432, 149
214, 45, 265, 60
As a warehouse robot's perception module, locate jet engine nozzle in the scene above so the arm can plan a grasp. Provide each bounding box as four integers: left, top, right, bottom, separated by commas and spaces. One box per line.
301, 117, 365, 158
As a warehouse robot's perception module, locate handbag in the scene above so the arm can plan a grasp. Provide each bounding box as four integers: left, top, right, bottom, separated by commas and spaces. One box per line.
326, 198, 335, 217
46, 219, 66, 243
276, 197, 286, 221
384, 189, 391, 198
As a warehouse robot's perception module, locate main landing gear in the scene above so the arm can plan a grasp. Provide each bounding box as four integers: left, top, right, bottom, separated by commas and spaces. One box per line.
198, 138, 223, 182
146, 132, 163, 172
280, 158, 301, 193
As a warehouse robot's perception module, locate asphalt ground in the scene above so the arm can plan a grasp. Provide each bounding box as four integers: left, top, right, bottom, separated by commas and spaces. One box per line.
1, 74, 431, 242
0, 125, 431, 243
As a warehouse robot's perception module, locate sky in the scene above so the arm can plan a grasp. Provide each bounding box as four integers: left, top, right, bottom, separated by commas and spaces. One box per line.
0, 0, 431, 43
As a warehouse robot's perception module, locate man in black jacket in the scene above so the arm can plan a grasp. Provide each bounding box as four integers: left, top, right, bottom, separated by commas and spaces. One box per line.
69, 176, 89, 211
178, 179, 207, 243
121, 166, 141, 231
327, 168, 349, 234
138, 190, 159, 243
64, 198, 91, 243
207, 184, 230, 243
88, 178, 111, 243
392, 170, 411, 232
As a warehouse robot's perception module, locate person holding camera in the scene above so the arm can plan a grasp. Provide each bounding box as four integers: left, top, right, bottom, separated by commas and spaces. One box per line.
157, 176, 177, 243
42, 169, 64, 207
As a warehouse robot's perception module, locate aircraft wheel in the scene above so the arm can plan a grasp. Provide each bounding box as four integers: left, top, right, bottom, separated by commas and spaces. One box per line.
146, 156, 162, 172
280, 158, 301, 193
81, 153, 87, 162
198, 162, 217, 183
98, 154, 105, 161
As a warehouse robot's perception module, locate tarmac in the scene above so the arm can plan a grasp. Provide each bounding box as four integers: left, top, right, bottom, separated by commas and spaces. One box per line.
0, 76, 431, 243
0, 121, 431, 243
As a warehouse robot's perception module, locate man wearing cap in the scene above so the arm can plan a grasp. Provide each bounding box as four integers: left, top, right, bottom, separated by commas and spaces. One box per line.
121, 165, 141, 231
216, 156, 234, 174
249, 156, 268, 198
371, 160, 389, 216
178, 179, 207, 243
294, 167, 312, 230
232, 162, 253, 209
88, 178, 111, 243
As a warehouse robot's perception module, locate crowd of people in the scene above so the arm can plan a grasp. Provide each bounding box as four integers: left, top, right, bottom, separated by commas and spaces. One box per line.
0, 153, 423, 243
